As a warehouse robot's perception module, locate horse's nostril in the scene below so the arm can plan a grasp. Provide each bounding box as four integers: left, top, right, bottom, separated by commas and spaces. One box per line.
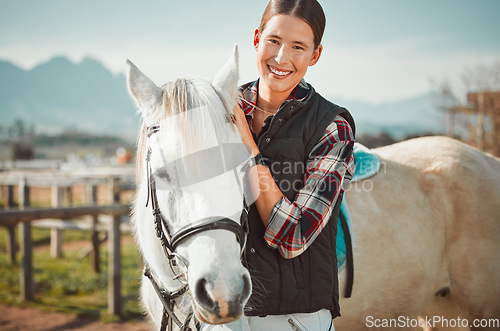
193, 272, 251, 319
195, 278, 217, 312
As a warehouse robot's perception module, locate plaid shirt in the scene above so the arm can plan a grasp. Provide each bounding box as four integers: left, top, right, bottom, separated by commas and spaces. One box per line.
241, 80, 355, 259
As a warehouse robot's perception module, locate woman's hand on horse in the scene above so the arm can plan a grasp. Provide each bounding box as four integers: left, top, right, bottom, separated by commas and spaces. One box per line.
233, 105, 259, 157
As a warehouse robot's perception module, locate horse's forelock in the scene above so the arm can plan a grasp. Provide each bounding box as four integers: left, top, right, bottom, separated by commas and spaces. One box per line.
136, 78, 233, 184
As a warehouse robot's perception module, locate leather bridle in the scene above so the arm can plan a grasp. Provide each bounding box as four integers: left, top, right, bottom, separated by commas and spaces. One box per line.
143, 113, 249, 330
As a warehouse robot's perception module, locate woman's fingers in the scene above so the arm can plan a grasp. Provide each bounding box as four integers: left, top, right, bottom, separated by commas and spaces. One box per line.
233, 105, 259, 156
233, 105, 249, 133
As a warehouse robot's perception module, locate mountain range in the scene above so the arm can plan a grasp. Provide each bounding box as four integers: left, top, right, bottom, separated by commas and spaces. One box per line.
0, 56, 447, 141
336, 92, 447, 139
0, 56, 139, 141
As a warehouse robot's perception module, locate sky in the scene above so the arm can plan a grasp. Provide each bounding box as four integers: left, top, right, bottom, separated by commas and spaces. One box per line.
1, 0, 499, 104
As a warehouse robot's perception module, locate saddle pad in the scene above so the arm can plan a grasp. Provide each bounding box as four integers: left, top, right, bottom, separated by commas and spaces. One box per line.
336, 199, 352, 269
336, 143, 380, 269
351, 142, 380, 182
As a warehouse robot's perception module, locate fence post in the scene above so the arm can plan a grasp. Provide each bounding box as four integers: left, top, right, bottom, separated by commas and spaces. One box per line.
65, 185, 73, 206
5, 185, 17, 264
86, 182, 100, 273
18, 176, 34, 301
108, 177, 121, 316
50, 184, 64, 258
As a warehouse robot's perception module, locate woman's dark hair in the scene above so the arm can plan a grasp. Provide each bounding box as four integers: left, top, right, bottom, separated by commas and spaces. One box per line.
259, 0, 326, 49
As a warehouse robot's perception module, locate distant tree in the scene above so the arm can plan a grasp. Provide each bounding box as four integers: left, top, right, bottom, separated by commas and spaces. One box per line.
0, 125, 6, 142
461, 60, 500, 92
9, 119, 27, 139
432, 59, 500, 156
2, 119, 36, 141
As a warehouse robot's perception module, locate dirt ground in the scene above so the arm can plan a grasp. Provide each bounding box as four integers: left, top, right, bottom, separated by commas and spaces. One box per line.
0, 304, 150, 331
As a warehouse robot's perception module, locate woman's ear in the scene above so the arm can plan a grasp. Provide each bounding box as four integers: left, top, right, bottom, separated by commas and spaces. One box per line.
253, 28, 260, 51
309, 44, 323, 67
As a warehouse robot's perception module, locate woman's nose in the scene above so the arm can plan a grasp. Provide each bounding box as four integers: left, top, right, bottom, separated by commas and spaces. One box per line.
275, 45, 290, 65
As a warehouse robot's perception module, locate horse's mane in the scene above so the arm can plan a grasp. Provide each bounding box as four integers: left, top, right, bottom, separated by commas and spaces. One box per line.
136, 78, 235, 183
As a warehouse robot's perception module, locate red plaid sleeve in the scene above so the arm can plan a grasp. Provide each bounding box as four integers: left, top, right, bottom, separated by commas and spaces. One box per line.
264, 115, 355, 259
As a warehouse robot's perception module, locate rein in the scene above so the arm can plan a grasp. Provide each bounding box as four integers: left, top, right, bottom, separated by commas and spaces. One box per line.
142, 96, 249, 330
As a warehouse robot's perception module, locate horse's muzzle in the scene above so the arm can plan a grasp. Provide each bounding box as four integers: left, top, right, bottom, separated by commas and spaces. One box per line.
193, 272, 251, 324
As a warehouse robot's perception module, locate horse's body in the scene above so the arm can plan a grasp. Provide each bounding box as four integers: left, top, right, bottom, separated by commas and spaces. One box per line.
336, 136, 500, 330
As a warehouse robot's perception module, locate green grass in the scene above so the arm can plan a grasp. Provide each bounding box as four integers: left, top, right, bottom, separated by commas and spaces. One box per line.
0, 227, 145, 322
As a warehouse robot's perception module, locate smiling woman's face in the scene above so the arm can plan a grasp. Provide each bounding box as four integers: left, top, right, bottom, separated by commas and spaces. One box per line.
254, 14, 322, 101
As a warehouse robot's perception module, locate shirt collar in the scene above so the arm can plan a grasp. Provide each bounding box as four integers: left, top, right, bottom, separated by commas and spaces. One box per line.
240, 79, 310, 115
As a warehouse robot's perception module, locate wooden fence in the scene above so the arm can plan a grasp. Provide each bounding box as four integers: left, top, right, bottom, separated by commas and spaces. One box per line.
0, 166, 135, 316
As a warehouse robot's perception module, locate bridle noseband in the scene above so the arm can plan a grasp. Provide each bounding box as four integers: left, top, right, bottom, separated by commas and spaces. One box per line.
143, 115, 249, 331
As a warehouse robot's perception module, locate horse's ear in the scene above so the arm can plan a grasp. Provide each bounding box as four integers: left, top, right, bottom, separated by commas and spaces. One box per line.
126, 59, 163, 125
213, 44, 239, 109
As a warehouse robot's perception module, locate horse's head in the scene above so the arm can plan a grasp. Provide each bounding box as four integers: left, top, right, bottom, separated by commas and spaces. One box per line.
127, 46, 252, 325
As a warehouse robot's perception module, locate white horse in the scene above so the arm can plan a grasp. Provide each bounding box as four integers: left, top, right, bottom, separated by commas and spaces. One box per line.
337, 136, 500, 330
128, 46, 252, 330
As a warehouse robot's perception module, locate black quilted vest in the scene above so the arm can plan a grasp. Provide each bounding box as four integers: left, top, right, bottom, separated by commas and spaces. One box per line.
242, 81, 355, 318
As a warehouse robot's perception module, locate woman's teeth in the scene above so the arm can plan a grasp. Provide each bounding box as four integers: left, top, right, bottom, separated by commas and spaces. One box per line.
269, 66, 291, 76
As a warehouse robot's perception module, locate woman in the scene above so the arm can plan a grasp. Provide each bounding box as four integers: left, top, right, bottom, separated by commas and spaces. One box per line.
206, 0, 355, 330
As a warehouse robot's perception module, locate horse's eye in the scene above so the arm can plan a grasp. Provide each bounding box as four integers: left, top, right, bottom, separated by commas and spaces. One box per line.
153, 168, 171, 183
